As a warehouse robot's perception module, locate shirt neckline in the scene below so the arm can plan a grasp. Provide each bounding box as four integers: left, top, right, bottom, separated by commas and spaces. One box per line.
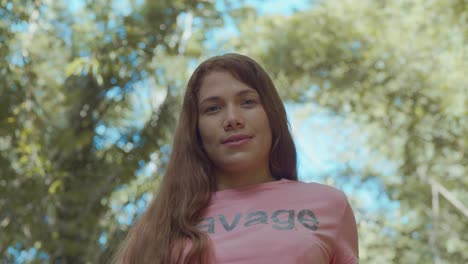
211, 178, 294, 201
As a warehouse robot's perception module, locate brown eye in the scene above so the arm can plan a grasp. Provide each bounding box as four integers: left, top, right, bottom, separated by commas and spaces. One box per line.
241, 99, 257, 106
205, 105, 221, 113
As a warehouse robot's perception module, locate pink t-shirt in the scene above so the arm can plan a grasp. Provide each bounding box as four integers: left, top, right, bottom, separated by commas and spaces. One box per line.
198, 178, 359, 263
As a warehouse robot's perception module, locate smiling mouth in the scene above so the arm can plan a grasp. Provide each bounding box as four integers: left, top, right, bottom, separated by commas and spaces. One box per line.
222, 134, 252, 145
226, 138, 247, 143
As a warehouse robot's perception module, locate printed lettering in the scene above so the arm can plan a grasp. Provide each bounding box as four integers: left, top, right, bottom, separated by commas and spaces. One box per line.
271, 210, 295, 230
198, 217, 215, 234
218, 213, 242, 232
298, 209, 319, 231
244, 211, 268, 227
199, 208, 320, 234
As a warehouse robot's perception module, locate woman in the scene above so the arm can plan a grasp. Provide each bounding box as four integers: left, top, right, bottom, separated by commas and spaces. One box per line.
115, 53, 359, 263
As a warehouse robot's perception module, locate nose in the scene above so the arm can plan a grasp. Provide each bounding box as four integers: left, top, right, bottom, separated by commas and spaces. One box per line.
223, 105, 244, 131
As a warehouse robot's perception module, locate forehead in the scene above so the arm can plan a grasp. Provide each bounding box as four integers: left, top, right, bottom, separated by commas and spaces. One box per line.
198, 71, 257, 101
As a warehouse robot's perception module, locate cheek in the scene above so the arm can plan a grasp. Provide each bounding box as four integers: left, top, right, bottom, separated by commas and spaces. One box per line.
197, 121, 214, 144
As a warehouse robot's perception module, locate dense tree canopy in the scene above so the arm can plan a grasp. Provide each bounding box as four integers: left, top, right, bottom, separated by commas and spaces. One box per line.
1, 0, 466, 263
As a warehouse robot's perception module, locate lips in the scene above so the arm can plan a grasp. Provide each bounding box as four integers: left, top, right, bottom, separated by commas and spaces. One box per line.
222, 134, 252, 144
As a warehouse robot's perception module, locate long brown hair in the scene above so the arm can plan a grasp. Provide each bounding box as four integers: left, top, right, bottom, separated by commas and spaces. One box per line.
114, 53, 297, 264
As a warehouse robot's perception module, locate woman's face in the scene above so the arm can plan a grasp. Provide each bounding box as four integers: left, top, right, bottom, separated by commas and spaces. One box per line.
197, 71, 272, 173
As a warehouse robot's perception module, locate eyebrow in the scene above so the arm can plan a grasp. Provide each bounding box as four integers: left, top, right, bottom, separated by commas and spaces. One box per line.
199, 89, 258, 105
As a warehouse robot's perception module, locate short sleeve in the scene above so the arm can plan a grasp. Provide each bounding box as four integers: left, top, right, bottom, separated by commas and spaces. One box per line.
332, 194, 359, 264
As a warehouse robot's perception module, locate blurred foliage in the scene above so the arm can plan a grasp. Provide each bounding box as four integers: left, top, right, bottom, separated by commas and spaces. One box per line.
0, 0, 239, 262
230, 0, 467, 263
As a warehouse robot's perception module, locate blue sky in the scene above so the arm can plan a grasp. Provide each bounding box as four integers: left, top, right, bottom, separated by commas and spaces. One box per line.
245, 0, 313, 15
67, 0, 313, 15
